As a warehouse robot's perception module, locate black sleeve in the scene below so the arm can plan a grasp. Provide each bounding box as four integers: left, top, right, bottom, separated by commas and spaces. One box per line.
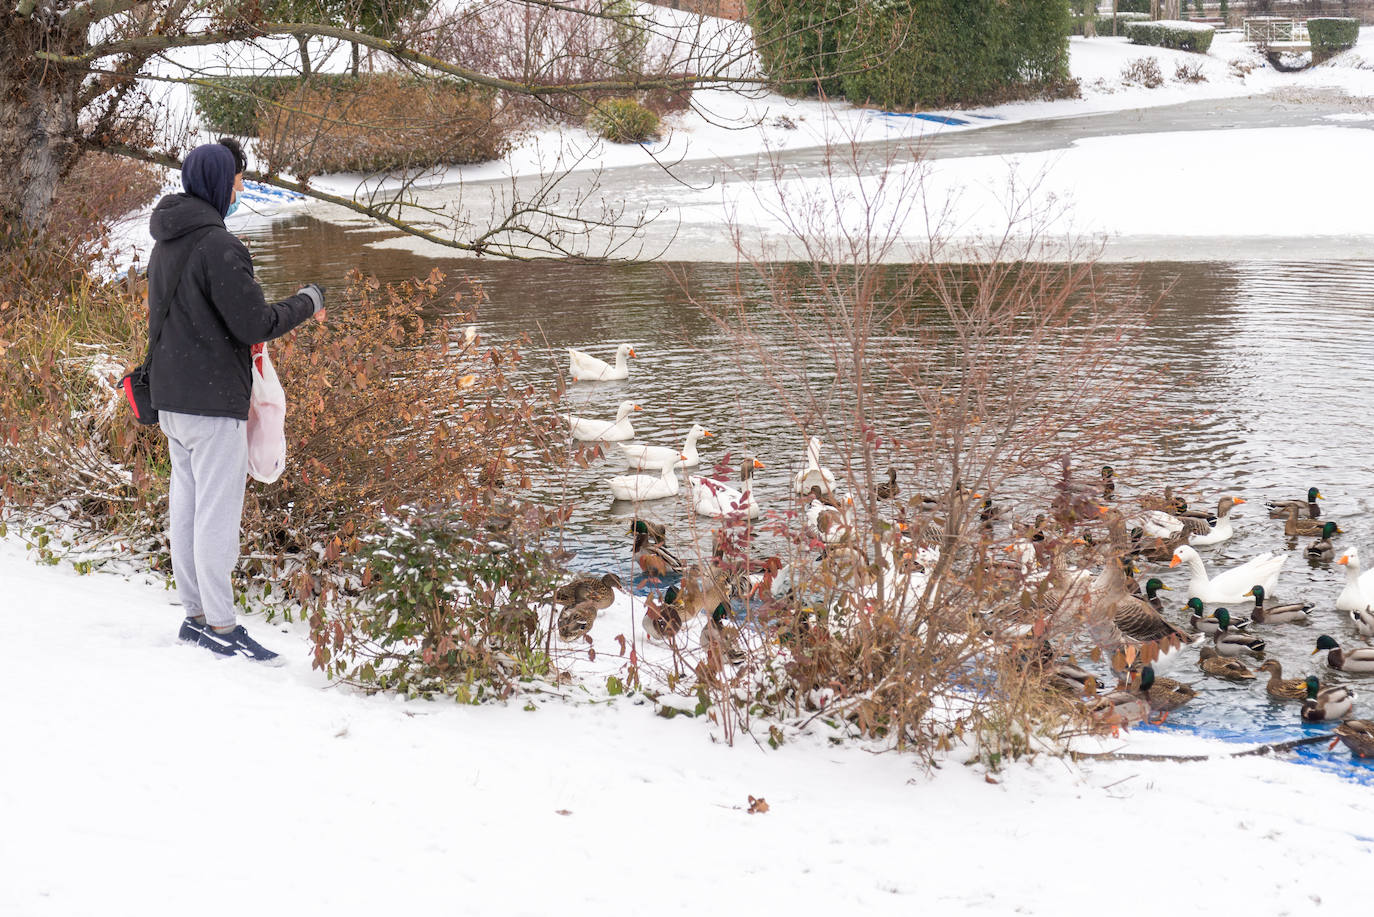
202, 231, 316, 346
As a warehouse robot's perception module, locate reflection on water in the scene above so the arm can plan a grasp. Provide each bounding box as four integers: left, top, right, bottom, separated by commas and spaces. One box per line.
246, 215, 1374, 769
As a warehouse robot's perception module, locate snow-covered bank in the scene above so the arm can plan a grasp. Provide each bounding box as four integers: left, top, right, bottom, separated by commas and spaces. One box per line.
4, 534, 1373, 916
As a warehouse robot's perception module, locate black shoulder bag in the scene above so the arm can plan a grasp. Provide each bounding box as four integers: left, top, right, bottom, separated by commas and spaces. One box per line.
116, 229, 211, 425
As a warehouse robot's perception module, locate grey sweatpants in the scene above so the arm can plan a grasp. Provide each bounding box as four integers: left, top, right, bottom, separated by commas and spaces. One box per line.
162, 411, 248, 628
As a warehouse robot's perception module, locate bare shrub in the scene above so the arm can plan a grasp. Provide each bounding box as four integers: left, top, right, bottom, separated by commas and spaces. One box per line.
256, 76, 510, 177
1173, 60, 1208, 83
673, 137, 1165, 762
1120, 56, 1164, 88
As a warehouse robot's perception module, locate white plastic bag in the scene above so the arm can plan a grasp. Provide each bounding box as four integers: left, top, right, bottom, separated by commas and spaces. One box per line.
247, 343, 287, 484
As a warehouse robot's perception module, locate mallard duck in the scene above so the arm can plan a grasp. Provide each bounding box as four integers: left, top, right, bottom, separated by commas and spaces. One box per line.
979, 498, 1005, 531
1186, 597, 1252, 635
791, 436, 836, 495
608, 457, 683, 502
1138, 664, 1196, 723
618, 423, 712, 470
1211, 608, 1265, 658
1131, 509, 1185, 539
1100, 465, 1115, 500
642, 586, 685, 641
1267, 487, 1322, 520
1046, 660, 1102, 697
553, 572, 623, 609
1351, 605, 1374, 638
1284, 504, 1337, 538
1185, 496, 1244, 546
807, 495, 855, 546
1143, 577, 1171, 614
557, 600, 598, 640
1140, 484, 1188, 515
1257, 659, 1308, 700
1198, 645, 1256, 681
1313, 634, 1374, 673
690, 457, 764, 519
568, 343, 635, 381
1170, 544, 1285, 604
678, 565, 731, 620
562, 400, 640, 441
632, 528, 682, 578
1332, 719, 1374, 757
874, 467, 899, 500
699, 601, 747, 666
1090, 555, 1195, 675
628, 518, 667, 543
1336, 549, 1374, 616
1305, 522, 1341, 561
1247, 584, 1313, 626
1301, 676, 1356, 722
1086, 679, 1150, 733
1131, 525, 1189, 564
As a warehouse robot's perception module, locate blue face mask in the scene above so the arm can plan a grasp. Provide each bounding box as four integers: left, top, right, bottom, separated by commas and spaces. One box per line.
225, 199, 240, 218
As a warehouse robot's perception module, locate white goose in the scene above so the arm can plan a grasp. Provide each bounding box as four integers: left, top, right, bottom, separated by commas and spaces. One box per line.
568, 343, 635, 382
791, 436, 837, 495
562, 400, 639, 442
608, 457, 684, 502
1187, 496, 1243, 547
690, 457, 764, 519
1130, 510, 1184, 539
1169, 544, 1285, 605
1336, 549, 1374, 614
618, 423, 712, 470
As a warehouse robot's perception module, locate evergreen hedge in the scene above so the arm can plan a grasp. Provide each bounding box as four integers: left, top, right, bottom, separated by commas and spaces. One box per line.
1125, 19, 1215, 53
745, 0, 849, 98
827, 0, 1072, 110
1091, 12, 1151, 37
193, 76, 311, 136
1308, 18, 1359, 62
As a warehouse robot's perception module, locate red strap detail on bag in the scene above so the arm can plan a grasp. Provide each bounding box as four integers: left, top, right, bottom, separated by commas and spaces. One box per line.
251, 342, 264, 374
122, 375, 141, 421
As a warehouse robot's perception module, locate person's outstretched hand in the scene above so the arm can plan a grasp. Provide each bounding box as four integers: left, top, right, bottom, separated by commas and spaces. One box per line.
300, 283, 326, 321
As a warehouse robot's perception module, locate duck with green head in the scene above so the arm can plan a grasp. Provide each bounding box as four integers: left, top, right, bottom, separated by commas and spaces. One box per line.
1187, 597, 1251, 635
1247, 584, 1313, 625
1138, 664, 1196, 724
642, 585, 684, 642
1101, 465, 1115, 500
1304, 521, 1341, 562
1300, 675, 1355, 722
1313, 634, 1374, 673
700, 601, 747, 666
630, 520, 682, 579
1143, 578, 1171, 614
1267, 486, 1322, 520
1283, 504, 1336, 538
1211, 608, 1265, 658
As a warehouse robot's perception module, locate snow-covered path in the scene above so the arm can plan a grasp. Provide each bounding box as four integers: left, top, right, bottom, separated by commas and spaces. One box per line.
4, 535, 1373, 916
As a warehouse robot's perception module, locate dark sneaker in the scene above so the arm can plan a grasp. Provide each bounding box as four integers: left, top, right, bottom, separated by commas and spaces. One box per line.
196, 625, 285, 666
177, 617, 207, 644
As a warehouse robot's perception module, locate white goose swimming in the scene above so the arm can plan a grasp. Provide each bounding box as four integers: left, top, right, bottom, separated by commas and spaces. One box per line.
1169, 544, 1285, 605
568, 343, 635, 382
618, 423, 712, 470
1187, 496, 1243, 547
562, 400, 639, 442
791, 436, 837, 495
1336, 548, 1374, 618
690, 457, 764, 519
608, 457, 684, 502
1130, 510, 1184, 539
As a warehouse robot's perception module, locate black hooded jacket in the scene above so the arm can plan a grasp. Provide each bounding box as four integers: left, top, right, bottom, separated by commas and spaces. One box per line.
146, 193, 315, 420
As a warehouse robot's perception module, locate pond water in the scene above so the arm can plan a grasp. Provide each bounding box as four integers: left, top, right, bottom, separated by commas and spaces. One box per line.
244, 213, 1374, 775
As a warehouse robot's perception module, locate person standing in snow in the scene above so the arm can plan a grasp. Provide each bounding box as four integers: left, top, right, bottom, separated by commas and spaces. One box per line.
147, 140, 324, 664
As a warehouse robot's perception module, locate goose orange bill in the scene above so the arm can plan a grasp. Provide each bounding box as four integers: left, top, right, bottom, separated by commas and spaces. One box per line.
1338, 556, 1350, 565
1169, 554, 1183, 567
628, 348, 637, 358
702, 430, 713, 437
632, 404, 642, 411
1232, 497, 1247, 504
753, 459, 765, 469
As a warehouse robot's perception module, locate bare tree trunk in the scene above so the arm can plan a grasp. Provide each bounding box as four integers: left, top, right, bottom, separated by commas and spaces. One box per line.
295, 33, 312, 78
351, 41, 360, 77
0, 21, 84, 239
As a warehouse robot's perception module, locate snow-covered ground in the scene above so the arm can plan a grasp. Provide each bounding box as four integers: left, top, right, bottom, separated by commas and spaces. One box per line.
5, 535, 1374, 916
106, 21, 1374, 265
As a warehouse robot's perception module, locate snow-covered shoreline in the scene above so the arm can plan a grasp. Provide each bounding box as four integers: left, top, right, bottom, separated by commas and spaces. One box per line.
5, 531, 1374, 916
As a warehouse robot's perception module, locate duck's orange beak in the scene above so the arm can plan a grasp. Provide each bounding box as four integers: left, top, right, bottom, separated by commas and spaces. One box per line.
1169, 554, 1183, 568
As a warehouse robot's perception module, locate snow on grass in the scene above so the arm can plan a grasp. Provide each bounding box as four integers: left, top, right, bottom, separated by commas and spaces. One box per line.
6, 532, 1374, 916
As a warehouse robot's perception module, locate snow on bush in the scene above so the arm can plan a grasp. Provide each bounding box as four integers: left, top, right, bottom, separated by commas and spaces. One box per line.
1126, 20, 1216, 54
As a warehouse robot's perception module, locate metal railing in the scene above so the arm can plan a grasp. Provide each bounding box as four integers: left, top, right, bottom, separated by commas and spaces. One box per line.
1243, 17, 1310, 42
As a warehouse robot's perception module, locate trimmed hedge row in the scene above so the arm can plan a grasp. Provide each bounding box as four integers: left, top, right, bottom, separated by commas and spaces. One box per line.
750, 0, 1072, 110
193, 75, 316, 136
1092, 12, 1151, 36
1309, 18, 1360, 61
1125, 19, 1215, 53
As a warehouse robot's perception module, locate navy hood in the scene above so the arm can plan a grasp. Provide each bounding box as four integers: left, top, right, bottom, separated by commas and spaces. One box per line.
148, 192, 224, 243
181, 143, 236, 217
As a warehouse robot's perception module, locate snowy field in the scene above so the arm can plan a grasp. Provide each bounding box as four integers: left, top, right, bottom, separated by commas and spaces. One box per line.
5, 535, 1374, 917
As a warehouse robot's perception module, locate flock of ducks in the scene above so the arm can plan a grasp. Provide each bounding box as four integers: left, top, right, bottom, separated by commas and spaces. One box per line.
1055, 473, 1374, 756
554, 347, 1374, 758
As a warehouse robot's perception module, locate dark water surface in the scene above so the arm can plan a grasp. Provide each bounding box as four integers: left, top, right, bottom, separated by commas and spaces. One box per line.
246, 214, 1374, 774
